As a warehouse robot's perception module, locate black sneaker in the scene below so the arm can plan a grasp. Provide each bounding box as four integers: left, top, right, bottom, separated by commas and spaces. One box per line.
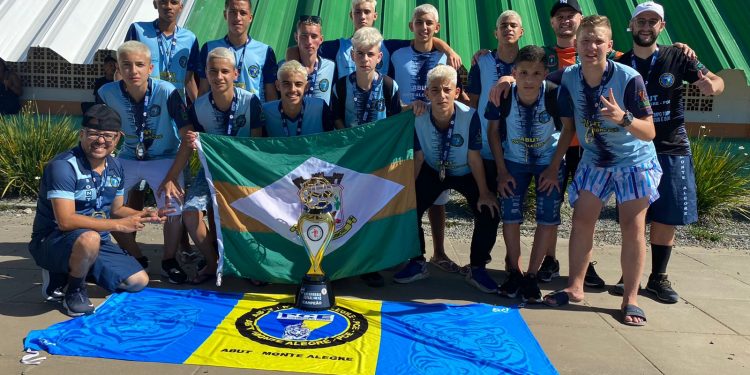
584, 261, 605, 288
498, 270, 523, 298
537, 256, 560, 283
63, 286, 95, 317
520, 273, 542, 303
360, 272, 385, 288
161, 258, 188, 284
609, 276, 642, 296
41, 269, 66, 302
646, 273, 679, 304
136, 256, 149, 269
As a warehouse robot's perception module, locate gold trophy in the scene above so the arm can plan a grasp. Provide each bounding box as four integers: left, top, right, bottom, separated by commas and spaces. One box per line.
295, 177, 336, 310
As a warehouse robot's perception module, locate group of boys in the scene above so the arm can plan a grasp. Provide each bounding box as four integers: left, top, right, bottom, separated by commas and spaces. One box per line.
29, 0, 723, 327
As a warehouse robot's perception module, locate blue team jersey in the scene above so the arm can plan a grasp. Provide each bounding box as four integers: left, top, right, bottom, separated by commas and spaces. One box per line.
415, 104, 482, 177
319, 39, 410, 80
558, 60, 655, 168
467, 51, 514, 159
97, 78, 189, 160
31, 146, 124, 241
125, 20, 200, 97
305, 56, 336, 105
485, 82, 560, 166
260, 97, 331, 137
198, 36, 277, 102
188, 88, 262, 137
389, 46, 447, 105
331, 73, 401, 128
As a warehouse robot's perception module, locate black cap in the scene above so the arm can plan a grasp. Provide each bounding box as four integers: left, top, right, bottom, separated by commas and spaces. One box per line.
82, 104, 121, 131
550, 0, 582, 17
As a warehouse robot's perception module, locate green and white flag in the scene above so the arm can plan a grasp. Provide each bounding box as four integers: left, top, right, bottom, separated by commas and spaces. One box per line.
198, 112, 420, 284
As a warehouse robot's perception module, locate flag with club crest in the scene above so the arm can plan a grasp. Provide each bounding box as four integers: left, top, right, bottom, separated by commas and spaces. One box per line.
197, 112, 420, 283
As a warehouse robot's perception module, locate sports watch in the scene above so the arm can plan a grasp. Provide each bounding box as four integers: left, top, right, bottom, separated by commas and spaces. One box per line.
619, 110, 634, 128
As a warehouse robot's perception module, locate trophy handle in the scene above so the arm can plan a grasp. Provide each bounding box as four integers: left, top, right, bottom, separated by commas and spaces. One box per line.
297, 212, 335, 277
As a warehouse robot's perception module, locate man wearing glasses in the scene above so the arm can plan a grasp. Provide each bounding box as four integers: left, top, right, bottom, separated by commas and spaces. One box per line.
28, 105, 169, 317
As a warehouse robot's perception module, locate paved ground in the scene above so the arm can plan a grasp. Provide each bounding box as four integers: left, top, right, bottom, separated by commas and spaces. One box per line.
1, 214, 749, 374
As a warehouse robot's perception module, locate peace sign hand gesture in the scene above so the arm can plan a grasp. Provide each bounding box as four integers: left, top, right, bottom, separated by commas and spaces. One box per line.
599, 88, 625, 125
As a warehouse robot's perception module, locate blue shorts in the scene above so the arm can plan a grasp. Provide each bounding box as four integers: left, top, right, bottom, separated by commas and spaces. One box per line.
500, 160, 565, 225
647, 154, 698, 225
28, 229, 143, 292
184, 167, 210, 212
569, 159, 663, 206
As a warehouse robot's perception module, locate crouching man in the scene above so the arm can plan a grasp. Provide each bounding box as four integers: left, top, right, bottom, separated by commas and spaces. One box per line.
29, 105, 169, 317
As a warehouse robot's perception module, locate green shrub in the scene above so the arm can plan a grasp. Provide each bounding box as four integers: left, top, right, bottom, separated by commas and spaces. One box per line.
690, 130, 750, 221
0, 107, 78, 197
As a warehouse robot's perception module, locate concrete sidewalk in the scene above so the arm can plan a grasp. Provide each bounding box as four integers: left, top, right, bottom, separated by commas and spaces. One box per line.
1, 217, 748, 374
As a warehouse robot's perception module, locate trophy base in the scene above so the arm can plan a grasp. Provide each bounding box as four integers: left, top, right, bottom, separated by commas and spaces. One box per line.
295, 275, 335, 311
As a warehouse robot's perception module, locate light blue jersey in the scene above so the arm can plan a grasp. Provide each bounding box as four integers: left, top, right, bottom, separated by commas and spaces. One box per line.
198, 36, 277, 102
558, 60, 655, 168
260, 97, 331, 137
319, 39, 408, 79
97, 78, 189, 160
332, 73, 401, 128
485, 82, 560, 166
125, 20, 200, 97
467, 51, 514, 159
415, 104, 482, 177
306, 57, 336, 105
189, 88, 262, 137
389, 46, 447, 105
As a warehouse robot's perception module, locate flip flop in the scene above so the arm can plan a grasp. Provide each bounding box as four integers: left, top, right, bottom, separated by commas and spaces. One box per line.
543, 289, 570, 307
429, 257, 461, 273
622, 304, 647, 326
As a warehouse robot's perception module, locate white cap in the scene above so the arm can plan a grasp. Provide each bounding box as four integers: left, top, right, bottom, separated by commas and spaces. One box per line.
631, 1, 665, 20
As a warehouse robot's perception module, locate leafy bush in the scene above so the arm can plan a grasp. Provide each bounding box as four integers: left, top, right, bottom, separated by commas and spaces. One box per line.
0, 107, 78, 197
690, 130, 750, 221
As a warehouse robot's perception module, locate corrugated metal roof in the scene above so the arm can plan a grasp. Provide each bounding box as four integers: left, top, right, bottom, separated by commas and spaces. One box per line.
0, 0, 192, 64
184, 0, 749, 84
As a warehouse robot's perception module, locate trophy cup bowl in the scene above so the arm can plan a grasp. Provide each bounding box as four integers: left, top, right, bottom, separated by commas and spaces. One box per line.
295, 177, 336, 311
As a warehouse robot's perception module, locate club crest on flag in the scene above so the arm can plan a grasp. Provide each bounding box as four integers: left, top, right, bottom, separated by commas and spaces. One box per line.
230, 157, 404, 253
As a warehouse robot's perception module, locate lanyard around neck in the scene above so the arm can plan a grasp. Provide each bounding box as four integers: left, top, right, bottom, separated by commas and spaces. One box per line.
280, 101, 304, 136
631, 47, 659, 86
210, 88, 239, 135
154, 20, 178, 72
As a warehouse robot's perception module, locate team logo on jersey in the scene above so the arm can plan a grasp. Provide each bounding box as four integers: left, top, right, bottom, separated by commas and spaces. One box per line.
376, 98, 386, 112
235, 114, 247, 128
248, 64, 260, 78
546, 54, 558, 68
179, 56, 188, 68
538, 111, 551, 124
107, 176, 121, 188
148, 105, 161, 117
659, 73, 675, 88
451, 134, 464, 147
319, 79, 330, 92
235, 303, 368, 348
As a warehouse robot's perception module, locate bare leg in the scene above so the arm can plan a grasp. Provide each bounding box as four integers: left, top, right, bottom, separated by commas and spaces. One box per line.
549, 191, 602, 303
650, 222, 675, 246
183, 210, 218, 273
502, 223, 522, 271
162, 215, 183, 261
618, 197, 650, 324
528, 224, 557, 274
428, 205, 447, 259
69, 231, 101, 278
118, 271, 149, 292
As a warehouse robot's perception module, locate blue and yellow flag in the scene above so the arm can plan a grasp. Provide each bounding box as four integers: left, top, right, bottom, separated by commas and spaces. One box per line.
24, 288, 557, 374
